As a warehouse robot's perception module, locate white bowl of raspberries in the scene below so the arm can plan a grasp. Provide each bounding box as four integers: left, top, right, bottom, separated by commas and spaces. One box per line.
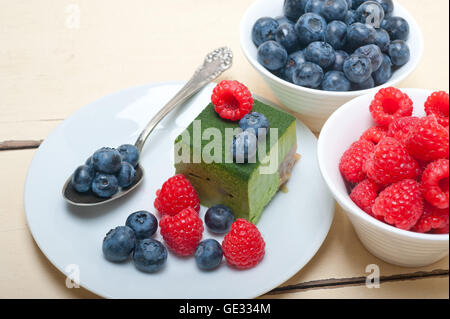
318, 87, 449, 267
239, 0, 424, 132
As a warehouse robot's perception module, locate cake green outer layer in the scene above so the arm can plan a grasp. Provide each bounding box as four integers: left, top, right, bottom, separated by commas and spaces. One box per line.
174, 100, 297, 223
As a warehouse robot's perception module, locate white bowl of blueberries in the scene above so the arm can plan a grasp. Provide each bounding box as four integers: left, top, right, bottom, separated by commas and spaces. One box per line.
240, 0, 424, 132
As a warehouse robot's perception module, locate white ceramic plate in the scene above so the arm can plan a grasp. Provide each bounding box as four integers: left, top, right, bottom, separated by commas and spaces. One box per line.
24, 82, 334, 299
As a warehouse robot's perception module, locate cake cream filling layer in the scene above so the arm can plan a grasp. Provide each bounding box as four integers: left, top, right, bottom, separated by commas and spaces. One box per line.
279, 143, 300, 187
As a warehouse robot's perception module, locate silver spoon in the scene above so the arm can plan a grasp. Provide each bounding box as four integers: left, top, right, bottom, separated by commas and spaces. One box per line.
62, 47, 233, 206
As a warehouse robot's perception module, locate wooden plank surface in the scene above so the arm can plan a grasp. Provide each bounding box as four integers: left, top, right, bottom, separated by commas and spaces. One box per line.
262, 277, 450, 299
0, 0, 448, 298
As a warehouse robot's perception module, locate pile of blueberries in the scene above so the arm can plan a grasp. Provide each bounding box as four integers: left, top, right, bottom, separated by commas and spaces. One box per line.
102, 205, 235, 273
71, 144, 140, 198
232, 112, 270, 163
252, 0, 411, 91
103, 211, 165, 273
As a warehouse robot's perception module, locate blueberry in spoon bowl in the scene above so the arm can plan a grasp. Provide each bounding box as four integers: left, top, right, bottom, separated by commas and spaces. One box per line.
62, 47, 233, 207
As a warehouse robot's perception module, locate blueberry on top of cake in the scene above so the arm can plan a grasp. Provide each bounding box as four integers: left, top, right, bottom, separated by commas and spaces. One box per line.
174, 81, 299, 224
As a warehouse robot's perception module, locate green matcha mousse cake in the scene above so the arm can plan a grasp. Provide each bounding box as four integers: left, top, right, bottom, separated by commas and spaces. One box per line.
174, 100, 298, 224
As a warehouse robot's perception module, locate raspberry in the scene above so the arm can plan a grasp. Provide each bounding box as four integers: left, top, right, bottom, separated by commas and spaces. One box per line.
421, 159, 449, 209
405, 116, 449, 162
350, 179, 380, 216
339, 140, 375, 184
154, 174, 200, 216
369, 87, 413, 127
412, 203, 449, 233
387, 116, 420, 145
364, 137, 420, 186
222, 219, 265, 269
360, 126, 387, 145
373, 179, 424, 230
211, 80, 254, 121
159, 207, 204, 256
424, 91, 449, 128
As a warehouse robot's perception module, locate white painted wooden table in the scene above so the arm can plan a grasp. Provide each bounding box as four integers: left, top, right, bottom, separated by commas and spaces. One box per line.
0, 0, 448, 298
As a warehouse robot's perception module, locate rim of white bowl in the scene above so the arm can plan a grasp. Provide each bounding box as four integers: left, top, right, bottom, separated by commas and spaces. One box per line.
318, 88, 449, 242
239, 0, 425, 97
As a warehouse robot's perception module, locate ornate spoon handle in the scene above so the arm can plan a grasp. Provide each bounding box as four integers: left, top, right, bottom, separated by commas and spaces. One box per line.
134, 47, 233, 153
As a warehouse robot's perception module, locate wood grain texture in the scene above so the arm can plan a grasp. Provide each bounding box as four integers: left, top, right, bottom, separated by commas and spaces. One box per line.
0, 140, 42, 151
268, 269, 449, 295
260, 277, 450, 299
0, 0, 449, 299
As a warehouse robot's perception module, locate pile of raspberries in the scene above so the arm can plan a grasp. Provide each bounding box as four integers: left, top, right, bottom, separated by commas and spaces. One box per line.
339, 87, 449, 234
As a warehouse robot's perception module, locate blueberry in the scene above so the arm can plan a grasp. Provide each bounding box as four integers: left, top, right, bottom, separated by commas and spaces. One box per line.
283, 0, 309, 21
346, 23, 377, 51
92, 147, 122, 174
257, 41, 288, 71
326, 20, 347, 50
381, 16, 409, 41
126, 211, 158, 240
252, 17, 279, 47
116, 162, 136, 188
305, 41, 336, 69
330, 50, 349, 71
388, 40, 410, 66
343, 54, 372, 83
293, 62, 324, 88
344, 10, 357, 25
117, 144, 139, 168
321, 71, 352, 91
295, 13, 327, 47
354, 44, 383, 72
133, 239, 167, 273
92, 173, 119, 198
195, 239, 223, 271
102, 226, 135, 262
205, 205, 234, 234
71, 165, 95, 193
373, 54, 393, 85
85, 156, 95, 170
282, 50, 307, 82
374, 0, 394, 18
275, 16, 295, 26
239, 112, 270, 137
231, 131, 258, 163
305, 0, 348, 22
321, 0, 349, 22
275, 23, 300, 53
304, 0, 325, 15
355, 1, 385, 28
375, 28, 391, 53
352, 76, 375, 90
351, 0, 366, 10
